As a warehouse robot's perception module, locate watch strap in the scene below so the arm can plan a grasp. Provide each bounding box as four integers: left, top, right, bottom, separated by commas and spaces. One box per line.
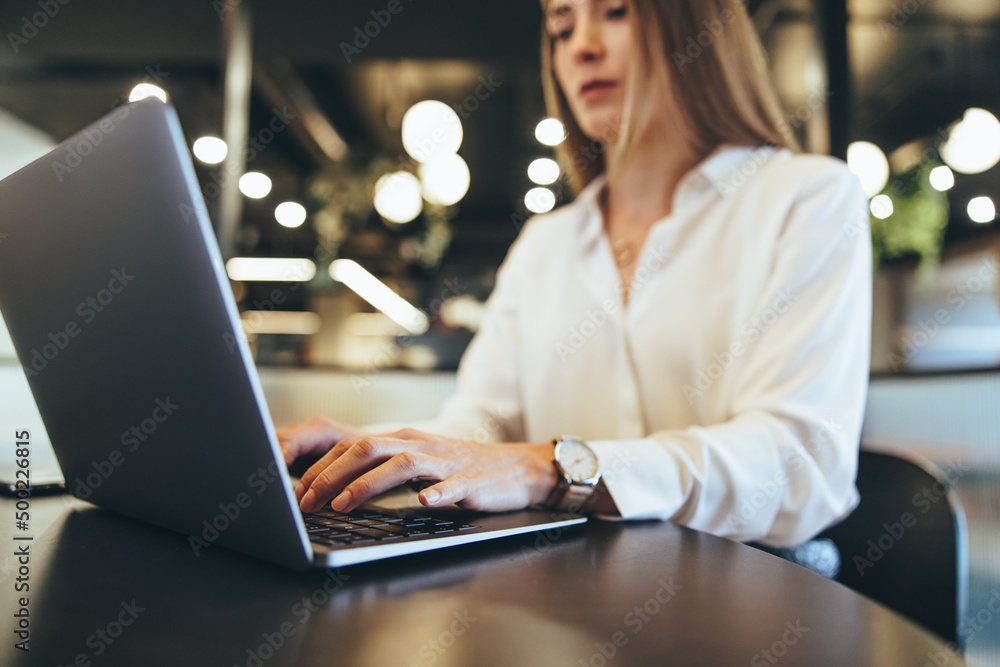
546, 436, 600, 512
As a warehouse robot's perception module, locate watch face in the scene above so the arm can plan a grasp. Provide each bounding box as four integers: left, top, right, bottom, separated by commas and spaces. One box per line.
557, 439, 600, 483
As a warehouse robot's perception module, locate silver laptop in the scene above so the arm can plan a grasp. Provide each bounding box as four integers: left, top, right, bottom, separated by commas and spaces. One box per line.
0, 98, 584, 569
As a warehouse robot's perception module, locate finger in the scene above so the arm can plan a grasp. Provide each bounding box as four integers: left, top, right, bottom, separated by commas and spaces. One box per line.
278, 416, 359, 467
294, 439, 351, 501
293, 436, 357, 500
277, 440, 294, 467
298, 436, 405, 512
295, 428, 412, 491
278, 433, 307, 467
275, 427, 301, 467
329, 451, 444, 512
419, 475, 472, 508
296, 430, 442, 502
296, 434, 387, 497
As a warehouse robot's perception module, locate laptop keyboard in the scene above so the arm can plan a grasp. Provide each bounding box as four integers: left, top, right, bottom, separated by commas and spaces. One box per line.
302, 508, 477, 547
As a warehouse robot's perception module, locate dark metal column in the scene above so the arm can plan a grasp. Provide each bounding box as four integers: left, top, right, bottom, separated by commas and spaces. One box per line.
820, 0, 850, 159
218, 0, 253, 260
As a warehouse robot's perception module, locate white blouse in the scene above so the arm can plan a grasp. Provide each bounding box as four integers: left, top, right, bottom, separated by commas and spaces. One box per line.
388, 144, 872, 547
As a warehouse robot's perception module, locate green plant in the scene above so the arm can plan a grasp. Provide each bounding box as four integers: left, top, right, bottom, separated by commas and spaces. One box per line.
306, 151, 454, 271
869, 161, 949, 278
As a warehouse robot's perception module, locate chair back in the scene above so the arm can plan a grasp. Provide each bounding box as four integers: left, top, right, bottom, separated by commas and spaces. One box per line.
817, 449, 969, 649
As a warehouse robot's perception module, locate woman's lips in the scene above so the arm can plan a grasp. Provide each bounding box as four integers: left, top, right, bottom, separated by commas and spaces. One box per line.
579, 80, 618, 100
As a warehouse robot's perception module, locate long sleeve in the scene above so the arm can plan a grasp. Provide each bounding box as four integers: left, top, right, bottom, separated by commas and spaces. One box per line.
589, 159, 872, 547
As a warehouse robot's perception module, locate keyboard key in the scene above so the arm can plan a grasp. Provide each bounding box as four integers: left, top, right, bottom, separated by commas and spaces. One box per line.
352, 528, 402, 541
377, 523, 424, 537
326, 522, 355, 531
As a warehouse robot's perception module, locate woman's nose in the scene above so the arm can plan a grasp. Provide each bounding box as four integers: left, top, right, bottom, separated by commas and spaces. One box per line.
570, 17, 605, 63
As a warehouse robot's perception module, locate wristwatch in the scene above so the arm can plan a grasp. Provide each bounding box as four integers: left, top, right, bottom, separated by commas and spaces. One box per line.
545, 436, 601, 511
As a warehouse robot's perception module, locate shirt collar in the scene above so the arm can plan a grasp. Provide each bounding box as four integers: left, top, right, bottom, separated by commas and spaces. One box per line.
697, 144, 783, 198
571, 144, 784, 243
575, 172, 609, 247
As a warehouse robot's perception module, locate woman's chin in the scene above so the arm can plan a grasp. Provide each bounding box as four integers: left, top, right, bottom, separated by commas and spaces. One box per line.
575, 109, 623, 144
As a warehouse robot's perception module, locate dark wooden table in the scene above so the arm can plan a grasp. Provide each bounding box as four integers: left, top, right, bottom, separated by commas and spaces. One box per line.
1, 494, 968, 667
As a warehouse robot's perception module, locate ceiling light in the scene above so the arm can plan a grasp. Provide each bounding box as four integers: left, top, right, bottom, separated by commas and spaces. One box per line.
329, 259, 429, 334
275, 202, 307, 228
535, 118, 566, 146
941, 108, 1000, 175
401, 100, 462, 164
968, 196, 996, 224
373, 171, 423, 224
528, 158, 560, 185
128, 83, 168, 103
420, 154, 470, 206
192, 136, 228, 164
239, 172, 272, 199
847, 141, 890, 198
525, 187, 556, 213
870, 194, 893, 220
928, 165, 954, 192
225, 257, 316, 282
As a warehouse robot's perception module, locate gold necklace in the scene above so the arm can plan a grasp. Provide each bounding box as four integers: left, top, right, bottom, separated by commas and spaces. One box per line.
600, 186, 637, 267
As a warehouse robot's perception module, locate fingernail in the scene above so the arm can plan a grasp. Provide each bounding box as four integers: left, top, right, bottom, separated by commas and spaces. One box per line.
331, 489, 351, 511
294, 483, 303, 500
423, 488, 441, 504
300, 489, 316, 513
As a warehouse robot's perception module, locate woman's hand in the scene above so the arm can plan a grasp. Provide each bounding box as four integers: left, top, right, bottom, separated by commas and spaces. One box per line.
276, 416, 364, 467
292, 427, 558, 514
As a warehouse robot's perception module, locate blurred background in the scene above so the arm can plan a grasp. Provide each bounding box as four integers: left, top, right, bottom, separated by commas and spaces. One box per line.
0, 0, 998, 662
0, 0, 997, 375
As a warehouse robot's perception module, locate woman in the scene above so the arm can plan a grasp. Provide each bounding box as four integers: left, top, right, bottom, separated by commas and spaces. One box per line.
281, 0, 871, 548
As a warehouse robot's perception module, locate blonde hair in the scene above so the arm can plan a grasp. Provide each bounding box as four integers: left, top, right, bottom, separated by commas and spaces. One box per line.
541, 0, 798, 192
